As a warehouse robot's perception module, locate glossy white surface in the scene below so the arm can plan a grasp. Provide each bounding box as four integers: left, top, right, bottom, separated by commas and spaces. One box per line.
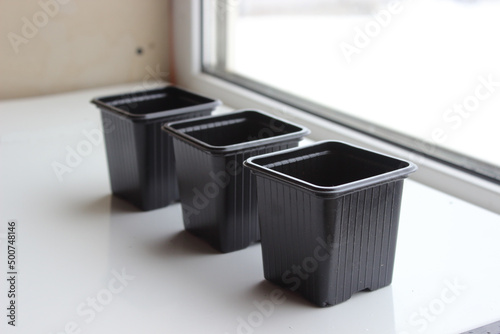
1, 84, 499, 334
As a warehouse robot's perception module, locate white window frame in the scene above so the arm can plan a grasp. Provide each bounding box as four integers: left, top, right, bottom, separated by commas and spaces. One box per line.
170, 0, 500, 214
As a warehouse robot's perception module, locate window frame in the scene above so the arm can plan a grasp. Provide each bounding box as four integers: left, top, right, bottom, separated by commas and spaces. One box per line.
170, 0, 500, 214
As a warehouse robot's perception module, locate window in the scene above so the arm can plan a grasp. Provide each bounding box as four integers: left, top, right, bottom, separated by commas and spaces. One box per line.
170, 0, 500, 213
202, 0, 500, 184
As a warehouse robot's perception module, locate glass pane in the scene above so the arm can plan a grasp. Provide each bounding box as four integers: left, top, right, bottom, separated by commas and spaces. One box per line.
204, 0, 500, 182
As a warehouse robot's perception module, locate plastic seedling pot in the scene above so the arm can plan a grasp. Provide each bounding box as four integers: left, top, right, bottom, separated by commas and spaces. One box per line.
162, 110, 310, 253
91, 86, 220, 211
244, 140, 417, 307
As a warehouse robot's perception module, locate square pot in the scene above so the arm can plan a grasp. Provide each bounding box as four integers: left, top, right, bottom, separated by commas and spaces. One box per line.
91, 86, 220, 211
162, 110, 310, 252
244, 141, 417, 306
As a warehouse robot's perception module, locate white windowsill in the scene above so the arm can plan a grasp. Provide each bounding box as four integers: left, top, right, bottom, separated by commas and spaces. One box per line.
0, 83, 499, 334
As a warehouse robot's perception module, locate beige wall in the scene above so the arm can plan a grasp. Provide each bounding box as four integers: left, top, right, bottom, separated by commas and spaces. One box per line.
0, 0, 170, 100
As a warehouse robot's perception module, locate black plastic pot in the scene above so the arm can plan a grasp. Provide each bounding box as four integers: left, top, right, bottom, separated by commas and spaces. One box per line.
162, 110, 310, 253
244, 141, 417, 307
91, 86, 220, 211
